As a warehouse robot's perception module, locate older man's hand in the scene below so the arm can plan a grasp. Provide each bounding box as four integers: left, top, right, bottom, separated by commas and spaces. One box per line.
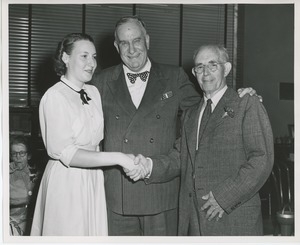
201, 191, 225, 221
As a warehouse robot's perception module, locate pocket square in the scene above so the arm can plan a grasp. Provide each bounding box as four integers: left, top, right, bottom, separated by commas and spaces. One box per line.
161, 91, 173, 100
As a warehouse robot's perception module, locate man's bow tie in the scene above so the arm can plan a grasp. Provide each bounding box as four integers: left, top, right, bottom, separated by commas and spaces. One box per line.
126, 71, 150, 84
78, 89, 91, 105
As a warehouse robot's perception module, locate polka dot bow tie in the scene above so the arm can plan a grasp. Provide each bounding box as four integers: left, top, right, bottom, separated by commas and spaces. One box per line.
126, 71, 150, 84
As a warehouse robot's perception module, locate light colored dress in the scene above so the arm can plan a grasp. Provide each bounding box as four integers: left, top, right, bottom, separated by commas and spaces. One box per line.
31, 76, 107, 236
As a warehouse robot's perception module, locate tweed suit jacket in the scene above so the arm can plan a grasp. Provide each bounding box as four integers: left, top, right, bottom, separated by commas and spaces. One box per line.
149, 87, 274, 235
90, 61, 200, 215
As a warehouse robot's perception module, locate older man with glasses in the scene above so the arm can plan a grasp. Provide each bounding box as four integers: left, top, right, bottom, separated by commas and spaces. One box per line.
134, 44, 274, 236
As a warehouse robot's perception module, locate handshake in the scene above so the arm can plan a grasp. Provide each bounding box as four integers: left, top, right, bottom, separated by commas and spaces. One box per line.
123, 154, 152, 182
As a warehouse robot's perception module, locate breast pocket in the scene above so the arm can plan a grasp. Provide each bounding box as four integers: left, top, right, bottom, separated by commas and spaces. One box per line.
210, 117, 243, 150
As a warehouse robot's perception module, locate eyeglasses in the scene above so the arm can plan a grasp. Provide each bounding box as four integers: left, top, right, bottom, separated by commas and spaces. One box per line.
193, 62, 226, 74
11, 151, 27, 157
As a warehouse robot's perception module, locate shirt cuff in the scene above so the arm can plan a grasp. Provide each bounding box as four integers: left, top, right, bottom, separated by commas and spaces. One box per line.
60, 145, 78, 167
145, 157, 153, 179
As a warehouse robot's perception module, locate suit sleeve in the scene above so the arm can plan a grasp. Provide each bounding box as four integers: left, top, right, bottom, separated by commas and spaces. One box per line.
145, 107, 190, 184
178, 67, 201, 110
145, 136, 181, 184
145, 69, 198, 184
213, 96, 274, 214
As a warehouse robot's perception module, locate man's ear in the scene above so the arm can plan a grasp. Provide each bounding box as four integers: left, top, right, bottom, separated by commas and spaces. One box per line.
192, 68, 196, 77
145, 34, 150, 50
224, 62, 232, 77
114, 41, 120, 53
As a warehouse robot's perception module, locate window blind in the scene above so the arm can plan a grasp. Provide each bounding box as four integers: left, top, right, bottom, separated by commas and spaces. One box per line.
9, 4, 29, 106
30, 4, 83, 105
136, 4, 181, 66
225, 4, 235, 87
85, 4, 133, 69
236, 4, 245, 89
9, 4, 236, 107
182, 4, 235, 87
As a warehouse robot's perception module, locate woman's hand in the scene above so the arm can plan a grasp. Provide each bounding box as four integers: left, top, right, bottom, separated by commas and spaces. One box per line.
119, 153, 134, 170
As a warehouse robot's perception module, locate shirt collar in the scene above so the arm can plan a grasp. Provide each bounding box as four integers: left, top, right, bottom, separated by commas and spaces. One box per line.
61, 75, 86, 92
204, 85, 228, 108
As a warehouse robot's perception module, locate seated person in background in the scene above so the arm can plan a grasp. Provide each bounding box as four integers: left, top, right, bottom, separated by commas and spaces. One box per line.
9, 135, 41, 235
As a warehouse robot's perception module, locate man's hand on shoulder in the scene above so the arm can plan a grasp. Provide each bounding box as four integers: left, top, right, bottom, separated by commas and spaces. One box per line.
237, 87, 263, 102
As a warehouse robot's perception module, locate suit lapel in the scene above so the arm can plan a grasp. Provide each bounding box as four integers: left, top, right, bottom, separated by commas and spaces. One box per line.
184, 101, 203, 168
107, 64, 137, 118
135, 63, 166, 118
199, 88, 238, 142
107, 63, 167, 121
124, 63, 166, 132
107, 62, 167, 132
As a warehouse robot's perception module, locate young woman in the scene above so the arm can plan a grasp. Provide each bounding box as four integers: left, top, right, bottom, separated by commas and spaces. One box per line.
31, 33, 140, 236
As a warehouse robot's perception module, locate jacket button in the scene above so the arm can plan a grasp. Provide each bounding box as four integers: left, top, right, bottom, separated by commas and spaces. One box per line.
189, 193, 192, 198
115, 115, 120, 120
124, 138, 128, 143
150, 138, 154, 143
156, 114, 160, 119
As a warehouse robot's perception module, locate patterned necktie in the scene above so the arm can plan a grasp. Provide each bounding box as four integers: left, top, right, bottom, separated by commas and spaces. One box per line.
126, 71, 150, 84
78, 89, 91, 105
198, 99, 212, 140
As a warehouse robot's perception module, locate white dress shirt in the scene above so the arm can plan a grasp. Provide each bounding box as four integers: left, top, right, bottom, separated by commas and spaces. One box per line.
123, 59, 152, 108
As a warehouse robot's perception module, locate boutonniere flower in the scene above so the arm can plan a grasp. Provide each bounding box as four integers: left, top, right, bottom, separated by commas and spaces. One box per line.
222, 106, 235, 118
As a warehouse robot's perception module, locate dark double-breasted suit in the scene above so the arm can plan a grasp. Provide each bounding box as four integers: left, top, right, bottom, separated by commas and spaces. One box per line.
91, 62, 199, 216
149, 87, 274, 235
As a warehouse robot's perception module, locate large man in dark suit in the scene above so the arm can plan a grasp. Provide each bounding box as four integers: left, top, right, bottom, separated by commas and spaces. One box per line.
92, 16, 258, 236
91, 15, 200, 236
134, 44, 274, 235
